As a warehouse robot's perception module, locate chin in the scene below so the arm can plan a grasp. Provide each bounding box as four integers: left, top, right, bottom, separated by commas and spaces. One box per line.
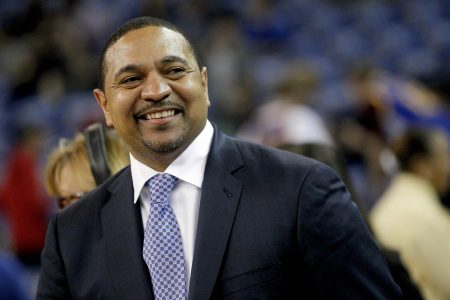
143, 135, 185, 153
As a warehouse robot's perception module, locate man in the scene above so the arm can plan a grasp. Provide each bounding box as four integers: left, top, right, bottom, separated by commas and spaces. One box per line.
37, 17, 401, 299
370, 128, 450, 300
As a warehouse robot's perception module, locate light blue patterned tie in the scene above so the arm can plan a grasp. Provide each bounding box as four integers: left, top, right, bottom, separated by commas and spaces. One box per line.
143, 173, 187, 300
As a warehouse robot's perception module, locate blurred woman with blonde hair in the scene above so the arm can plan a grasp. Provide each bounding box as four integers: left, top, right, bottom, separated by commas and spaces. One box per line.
45, 123, 129, 209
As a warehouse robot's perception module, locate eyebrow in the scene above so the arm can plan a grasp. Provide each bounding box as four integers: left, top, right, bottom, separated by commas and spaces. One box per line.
160, 55, 189, 67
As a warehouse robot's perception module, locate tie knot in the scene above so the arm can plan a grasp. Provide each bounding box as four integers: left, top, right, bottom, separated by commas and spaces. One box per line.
149, 173, 178, 204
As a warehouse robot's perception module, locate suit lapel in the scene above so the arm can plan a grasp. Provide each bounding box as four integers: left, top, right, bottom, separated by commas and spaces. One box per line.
101, 167, 154, 299
189, 130, 244, 300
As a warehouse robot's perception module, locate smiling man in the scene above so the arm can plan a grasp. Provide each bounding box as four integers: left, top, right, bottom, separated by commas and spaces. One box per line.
94, 23, 210, 171
37, 17, 402, 299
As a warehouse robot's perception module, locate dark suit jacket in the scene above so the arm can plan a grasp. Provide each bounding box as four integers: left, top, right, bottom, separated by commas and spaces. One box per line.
37, 129, 402, 299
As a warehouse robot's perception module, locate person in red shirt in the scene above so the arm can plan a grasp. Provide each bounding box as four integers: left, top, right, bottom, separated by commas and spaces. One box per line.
0, 126, 52, 267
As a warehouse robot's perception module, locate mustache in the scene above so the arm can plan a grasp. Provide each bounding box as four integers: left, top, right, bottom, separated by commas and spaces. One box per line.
134, 100, 185, 116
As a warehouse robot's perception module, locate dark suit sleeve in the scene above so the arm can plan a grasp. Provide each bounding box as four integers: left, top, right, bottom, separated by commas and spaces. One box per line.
297, 163, 402, 299
37, 215, 72, 300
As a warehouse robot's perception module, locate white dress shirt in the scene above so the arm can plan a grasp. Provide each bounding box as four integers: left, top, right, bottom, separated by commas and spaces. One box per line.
131, 121, 214, 289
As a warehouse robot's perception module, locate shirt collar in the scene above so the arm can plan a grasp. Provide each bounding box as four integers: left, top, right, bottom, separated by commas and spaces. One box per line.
131, 121, 214, 204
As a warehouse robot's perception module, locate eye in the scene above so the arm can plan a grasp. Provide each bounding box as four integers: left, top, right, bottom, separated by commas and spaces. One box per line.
167, 67, 186, 75
121, 76, 141, 84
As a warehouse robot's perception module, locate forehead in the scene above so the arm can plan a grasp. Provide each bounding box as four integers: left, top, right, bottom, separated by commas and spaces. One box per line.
104, 26, 193, 72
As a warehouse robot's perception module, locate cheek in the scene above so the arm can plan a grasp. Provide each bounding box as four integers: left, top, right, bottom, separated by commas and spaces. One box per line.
188, 98, 209, 120
176, 75, 207, 101
180, 84, 209, 112
107, 92, 136, 120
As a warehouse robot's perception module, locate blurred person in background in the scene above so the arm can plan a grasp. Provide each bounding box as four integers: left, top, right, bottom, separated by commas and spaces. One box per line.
45, 123, 129, 209
237, 64, 333, 148
335, 65, 450, 210
370, 127, 450, 300
0, 125, 51, 265
0, 125, 52, 298
334, 66, 400, 211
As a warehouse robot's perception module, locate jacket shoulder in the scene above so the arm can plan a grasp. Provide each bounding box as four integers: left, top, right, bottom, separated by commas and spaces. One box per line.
57, 166, 131, 224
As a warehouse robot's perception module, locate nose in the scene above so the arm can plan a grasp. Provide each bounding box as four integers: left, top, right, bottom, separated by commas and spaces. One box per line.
141, 74, 171, 101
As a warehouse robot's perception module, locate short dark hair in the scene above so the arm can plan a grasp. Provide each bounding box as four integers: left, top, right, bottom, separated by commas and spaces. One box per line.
392, 128, 433, 171
97, 16, 200, 90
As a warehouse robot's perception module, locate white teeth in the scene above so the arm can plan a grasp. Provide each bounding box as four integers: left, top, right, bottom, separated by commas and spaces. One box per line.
144, 110, 175, 120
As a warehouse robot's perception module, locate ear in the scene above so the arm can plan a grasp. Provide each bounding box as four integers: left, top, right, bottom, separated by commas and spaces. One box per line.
93, 89, 113, 127
200, 67, 211, 107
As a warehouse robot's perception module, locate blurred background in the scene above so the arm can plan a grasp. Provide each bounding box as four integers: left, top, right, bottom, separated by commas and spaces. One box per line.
0, 0, 449, 298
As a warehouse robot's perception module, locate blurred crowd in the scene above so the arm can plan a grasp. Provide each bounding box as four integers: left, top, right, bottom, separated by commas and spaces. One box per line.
0, 0, 449, 298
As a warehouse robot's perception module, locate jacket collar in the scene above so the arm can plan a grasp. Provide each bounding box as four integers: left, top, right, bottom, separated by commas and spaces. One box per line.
101, 167, 154, 299
189, 128, 244, 299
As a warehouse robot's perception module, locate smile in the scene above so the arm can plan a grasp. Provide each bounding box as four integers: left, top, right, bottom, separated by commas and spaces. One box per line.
143, 110, 176, 120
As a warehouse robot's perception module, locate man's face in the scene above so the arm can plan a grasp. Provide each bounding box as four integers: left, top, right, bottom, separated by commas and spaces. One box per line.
94, 26, 210, 167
